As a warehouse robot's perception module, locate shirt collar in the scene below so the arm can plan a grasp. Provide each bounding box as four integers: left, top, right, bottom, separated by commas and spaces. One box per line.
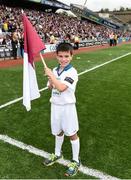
56, 64, 72, 76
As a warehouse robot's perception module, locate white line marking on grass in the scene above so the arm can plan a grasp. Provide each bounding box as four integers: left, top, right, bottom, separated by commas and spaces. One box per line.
0, 134, 119, 180
0, 97, 23, 109
78, 52, 131, 76
0, 52, 131, 110
0, 87, 48, 110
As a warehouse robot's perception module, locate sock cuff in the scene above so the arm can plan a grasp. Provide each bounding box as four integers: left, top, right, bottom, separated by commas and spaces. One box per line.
56, 135, 64, 140
70, 137, 79, 144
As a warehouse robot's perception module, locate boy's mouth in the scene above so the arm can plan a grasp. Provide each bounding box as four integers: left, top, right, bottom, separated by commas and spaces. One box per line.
60, 61, 68, 66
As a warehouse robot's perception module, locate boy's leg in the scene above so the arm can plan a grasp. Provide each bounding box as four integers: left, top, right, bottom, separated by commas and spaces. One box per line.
43, 104, 63, 166
55, 132, 64, 156
43, 132, 64, 166
70, 136, 80, 163
65, 134, 80, 176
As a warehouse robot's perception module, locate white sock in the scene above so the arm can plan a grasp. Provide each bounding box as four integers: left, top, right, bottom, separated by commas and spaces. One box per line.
71, 138, 80, 163
55, 135, 64, 156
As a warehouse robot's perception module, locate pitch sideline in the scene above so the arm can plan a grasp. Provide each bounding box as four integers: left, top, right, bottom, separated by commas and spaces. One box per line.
0, 134, 119, 179
0, 52, 130, 110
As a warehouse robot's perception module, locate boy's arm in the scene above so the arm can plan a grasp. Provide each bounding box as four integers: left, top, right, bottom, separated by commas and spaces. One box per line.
47, 79, 53, 90
44, 67, 68, 92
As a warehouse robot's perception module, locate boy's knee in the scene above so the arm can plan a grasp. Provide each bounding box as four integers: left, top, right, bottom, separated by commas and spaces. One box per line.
69, 133, 78, 141
57, 131, 64, 136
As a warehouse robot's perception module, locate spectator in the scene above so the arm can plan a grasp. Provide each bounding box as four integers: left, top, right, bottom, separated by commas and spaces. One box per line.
11, 31, 18, 59
74, 35, 80, 50
19, 34, 24, 58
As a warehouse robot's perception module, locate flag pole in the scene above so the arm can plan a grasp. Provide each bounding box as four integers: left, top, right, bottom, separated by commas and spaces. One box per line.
40, 52, 47, 68
21, 9, 24, 14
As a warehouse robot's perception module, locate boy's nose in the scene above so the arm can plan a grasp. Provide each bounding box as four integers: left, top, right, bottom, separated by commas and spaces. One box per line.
61, 57, 66, 61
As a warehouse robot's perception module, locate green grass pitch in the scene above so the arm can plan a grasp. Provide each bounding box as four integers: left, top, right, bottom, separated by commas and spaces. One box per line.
0, 44, 131, 178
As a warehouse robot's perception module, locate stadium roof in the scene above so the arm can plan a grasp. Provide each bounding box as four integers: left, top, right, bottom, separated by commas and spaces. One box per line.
0, 0, 70, 10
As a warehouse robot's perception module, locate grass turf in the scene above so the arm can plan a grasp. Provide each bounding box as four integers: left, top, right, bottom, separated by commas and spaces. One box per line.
0, 43, 131, 178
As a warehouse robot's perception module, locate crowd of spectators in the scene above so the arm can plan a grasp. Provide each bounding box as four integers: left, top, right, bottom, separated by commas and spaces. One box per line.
0, 4, 130, 58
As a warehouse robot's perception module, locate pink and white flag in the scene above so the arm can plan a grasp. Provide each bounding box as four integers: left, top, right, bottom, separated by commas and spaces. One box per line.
23, 14, 46, 111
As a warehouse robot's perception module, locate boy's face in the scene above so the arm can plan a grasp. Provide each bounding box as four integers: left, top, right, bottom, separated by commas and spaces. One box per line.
56, 51, 73, 68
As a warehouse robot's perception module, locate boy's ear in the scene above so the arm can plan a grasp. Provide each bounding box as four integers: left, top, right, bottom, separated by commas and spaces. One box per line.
70, 55, 73, 60
56, 55, 59, 60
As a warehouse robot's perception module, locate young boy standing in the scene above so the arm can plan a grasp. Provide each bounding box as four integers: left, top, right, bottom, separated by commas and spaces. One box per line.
43, 42, 80, 177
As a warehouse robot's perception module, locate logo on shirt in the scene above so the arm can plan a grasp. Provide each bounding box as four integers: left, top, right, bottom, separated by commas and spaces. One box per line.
64, 77, 74, 84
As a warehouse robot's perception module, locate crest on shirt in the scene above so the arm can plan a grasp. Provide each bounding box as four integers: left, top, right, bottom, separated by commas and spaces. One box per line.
64, 77, 74, 84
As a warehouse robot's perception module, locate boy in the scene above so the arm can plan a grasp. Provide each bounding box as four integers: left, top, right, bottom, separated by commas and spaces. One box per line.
43, 42, 80, 177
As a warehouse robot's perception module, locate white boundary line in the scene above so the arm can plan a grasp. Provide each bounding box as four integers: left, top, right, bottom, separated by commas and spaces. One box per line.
0, 134, 119, 179
0, 52, 131, 110
78, 52, 131, 76
0, 87, 48, 109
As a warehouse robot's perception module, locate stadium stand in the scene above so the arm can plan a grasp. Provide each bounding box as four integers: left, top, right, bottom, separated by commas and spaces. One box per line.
111, 11, 131, 24
0, 0, 130, 59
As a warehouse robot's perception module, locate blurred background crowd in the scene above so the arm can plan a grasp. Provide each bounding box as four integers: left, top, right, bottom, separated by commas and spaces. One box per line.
0, 4, 130, 59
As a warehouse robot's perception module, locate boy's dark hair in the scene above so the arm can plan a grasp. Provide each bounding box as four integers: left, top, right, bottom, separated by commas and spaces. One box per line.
56, 42, 73, 55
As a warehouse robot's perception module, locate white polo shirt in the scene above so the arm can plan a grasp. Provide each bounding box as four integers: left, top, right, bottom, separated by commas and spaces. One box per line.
50, 64, 78, 105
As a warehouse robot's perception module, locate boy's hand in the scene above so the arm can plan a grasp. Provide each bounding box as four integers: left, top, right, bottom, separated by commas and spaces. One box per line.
44, 67, 54, 78
44, 67, 55, 89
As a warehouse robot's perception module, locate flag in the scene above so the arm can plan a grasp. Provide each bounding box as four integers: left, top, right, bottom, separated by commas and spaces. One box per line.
23, 14, 46, 111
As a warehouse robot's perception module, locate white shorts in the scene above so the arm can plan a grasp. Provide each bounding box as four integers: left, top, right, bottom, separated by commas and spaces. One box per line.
51, 103, 79, 136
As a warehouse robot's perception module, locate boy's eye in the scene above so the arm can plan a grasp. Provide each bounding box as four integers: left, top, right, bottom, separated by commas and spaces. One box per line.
59, 55, 69, 58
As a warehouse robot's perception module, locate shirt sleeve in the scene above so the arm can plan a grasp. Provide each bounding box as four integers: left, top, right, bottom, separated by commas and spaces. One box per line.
61, 69, 78, 91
